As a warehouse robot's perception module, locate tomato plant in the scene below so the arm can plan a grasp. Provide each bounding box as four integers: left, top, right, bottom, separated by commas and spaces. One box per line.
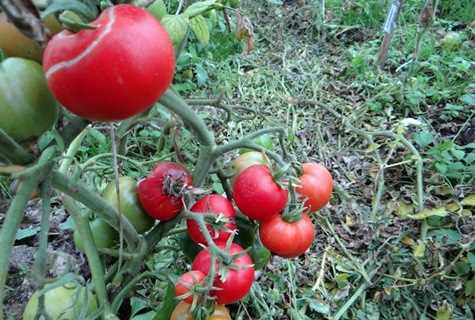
23, 283, 97, 320
192, 243, 254, 304
186, 194, 237, 245
0, 57, 58, 142
73, 218, 117, 253
260, 214, 315, 257
102, 176, 154, 233
138, 161, 192, 221
170, 301, 231, 320
43, 4, 175, 121
0, 13, 42, 62
233, 164, 288, 222
295, 163, 333, 212
175, 270, 206, 303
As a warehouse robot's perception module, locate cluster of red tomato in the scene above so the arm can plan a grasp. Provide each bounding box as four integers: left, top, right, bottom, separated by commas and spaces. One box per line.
134, 151, 333, 308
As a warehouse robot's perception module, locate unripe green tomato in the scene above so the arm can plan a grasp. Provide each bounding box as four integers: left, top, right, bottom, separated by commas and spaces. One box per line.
23, 283, 97, 320
102, 177, 155, 233
0, 57, 58, 142
0, 13, 42, 62
73, 218, 117, 253
231, 151, 268, 176
147, 0, 168, 21
239, 134, 273, 154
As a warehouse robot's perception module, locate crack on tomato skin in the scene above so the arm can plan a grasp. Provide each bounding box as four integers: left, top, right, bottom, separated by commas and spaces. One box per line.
45, 7, 116, 79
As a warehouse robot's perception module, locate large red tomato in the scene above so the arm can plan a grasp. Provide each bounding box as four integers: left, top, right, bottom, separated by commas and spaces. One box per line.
295, 163, 333, 212
175, 270, 205, 304
137, 162, 192, 221
192, 243, 254, 304
186, 195, 237, 245
233, 164, 288, 222
260, 214, 315, 257
43, 4, 175, 121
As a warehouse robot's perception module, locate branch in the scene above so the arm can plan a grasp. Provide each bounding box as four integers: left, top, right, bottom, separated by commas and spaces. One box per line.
0, 129, 35, 165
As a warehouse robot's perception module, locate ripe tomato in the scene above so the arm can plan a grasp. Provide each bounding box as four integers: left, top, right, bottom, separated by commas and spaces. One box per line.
23, 283, 97, 319
43, 4, 175, 121
0, 13, 42, 62
295, 163, 333, 212
0, 58, 58, 142
170, 301, 231, 320
175, 270, 205, 304
138, 161, 192, 221
102, 176, 154, 233
186, 194, 237, 245
233, 164, 288, 222
192, 243, 254, 304
73, 218, 117, 253
260, 214, 315, 257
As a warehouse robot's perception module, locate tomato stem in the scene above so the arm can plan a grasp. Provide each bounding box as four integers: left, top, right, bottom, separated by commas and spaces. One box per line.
59, 11, 97, 33
0, 129, 35, 165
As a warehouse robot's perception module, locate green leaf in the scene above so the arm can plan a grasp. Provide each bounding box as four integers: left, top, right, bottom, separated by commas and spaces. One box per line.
131, 311, 155, 320
147, 0, 168, 21
152, 282, 177, 320
461, 94, 475, 106
307, 299, 330, 315
130, 297, 149, 317
15, 226, 40, 240
462, 194, 475, 207
414, 131, 434, 148
189, 15, 210, 45
468, 252, 475, 272
41, 0, 98, 20
183, 0, 220, 18
88, 128, 107, 146
465, 277, 475, 297
451, 149, 465, 160
161, 14, 189, 47
428, 229, 461, 245
405, 207, 448, 220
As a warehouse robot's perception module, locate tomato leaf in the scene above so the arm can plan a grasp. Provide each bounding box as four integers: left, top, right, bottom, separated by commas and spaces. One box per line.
147, 0, 168, 21
189, 15, 210, 45
152, 282, 177, 320
161, 14, 189, 47
41, 0, 98, 21
462, 194, 475, 207
183, 0, 221, 18
404, 207, 448, 220
468, 252, 475, 272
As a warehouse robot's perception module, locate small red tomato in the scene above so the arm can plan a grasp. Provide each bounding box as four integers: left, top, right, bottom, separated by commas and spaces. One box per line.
260, 214, 315, 257
137, 161, 192, 221
187, 195, 237, 245
175, 270, 205, 304
233, 164, 288, 222
43, 4, 175, 121
295, 163, 333, 212
192, 243, 254, 304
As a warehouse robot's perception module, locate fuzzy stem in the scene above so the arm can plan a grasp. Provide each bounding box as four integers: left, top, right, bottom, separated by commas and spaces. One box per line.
63, 197, 111, 315
0, 147, 56, 319
0, 129, 35, 165
160, 90, 215, 146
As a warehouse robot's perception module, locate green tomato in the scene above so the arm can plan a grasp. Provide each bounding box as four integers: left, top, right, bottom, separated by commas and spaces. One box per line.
102, 176, 154, 233
73, 218, 117, 253
23, 283, 97, 320
0, 57, 58, 142
239, 134, 273, 154
147, 0, 168, 21
231, 151, 268, 176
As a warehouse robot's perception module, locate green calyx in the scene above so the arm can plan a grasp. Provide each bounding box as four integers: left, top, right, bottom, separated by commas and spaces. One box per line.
59, 11, 96, 33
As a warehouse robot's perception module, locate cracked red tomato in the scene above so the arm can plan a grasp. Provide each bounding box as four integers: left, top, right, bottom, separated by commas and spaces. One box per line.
233, 164, 288, 222
43, 4, 175, 121
175, 270, 205, 304
260, 214, 315, 257
296, 163, 333, 212
186, 194, 237, 245
138, 161, 192, 221
192, 243, 254, 304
